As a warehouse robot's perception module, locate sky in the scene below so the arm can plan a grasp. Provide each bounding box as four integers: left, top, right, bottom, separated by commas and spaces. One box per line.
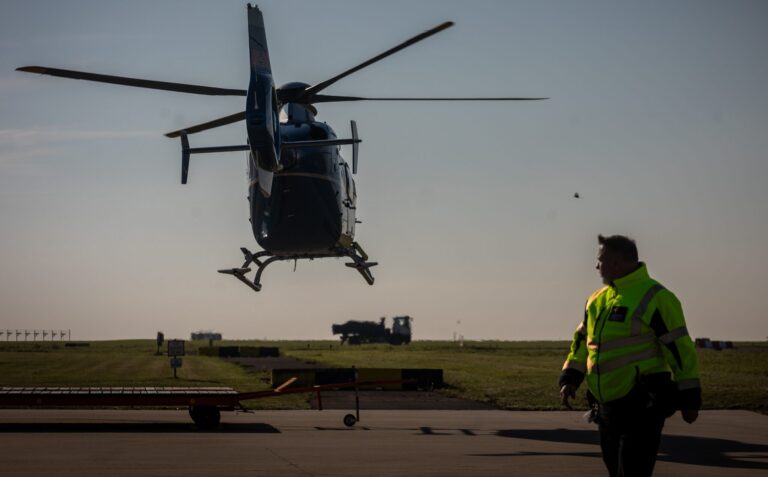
1, 0, 766, 341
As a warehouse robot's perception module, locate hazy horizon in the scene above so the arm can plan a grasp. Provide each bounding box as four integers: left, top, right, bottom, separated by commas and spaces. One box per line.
1, 1, 767, 342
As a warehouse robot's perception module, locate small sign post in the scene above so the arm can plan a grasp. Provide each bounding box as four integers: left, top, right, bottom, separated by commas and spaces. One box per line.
167, 339, 185, 378
170, 357, 183, 376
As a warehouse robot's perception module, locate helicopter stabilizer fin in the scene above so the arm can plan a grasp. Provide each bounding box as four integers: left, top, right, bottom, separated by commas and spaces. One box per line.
180, 132, 190, 184
281, 137, 361, 150
178, 131, 250, 184
351, 120, 359, 174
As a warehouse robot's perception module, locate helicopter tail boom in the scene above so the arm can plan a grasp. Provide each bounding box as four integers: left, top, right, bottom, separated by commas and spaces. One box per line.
281, 138, 360, 150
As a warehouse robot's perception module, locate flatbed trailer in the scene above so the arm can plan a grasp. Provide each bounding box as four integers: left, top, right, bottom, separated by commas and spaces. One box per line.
0, 379, 407, 430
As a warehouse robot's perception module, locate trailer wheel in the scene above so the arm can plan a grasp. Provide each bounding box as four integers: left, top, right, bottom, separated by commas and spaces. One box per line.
343, 413, 357, 427
189, 405, 221, 430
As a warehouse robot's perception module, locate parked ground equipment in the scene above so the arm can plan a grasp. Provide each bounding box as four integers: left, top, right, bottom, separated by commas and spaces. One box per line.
332, 316, 412, 345
0, 377, 409, 430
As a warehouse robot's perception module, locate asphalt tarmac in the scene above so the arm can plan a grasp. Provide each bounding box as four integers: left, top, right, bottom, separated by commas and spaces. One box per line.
0, 409, 766, 476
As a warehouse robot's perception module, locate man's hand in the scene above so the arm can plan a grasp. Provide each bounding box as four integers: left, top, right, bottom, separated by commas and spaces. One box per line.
560, 384, 577, 410
681, 409, 699, 424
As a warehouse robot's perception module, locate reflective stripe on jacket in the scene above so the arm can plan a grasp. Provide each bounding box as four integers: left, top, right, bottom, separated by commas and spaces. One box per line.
561, 263, 701, 404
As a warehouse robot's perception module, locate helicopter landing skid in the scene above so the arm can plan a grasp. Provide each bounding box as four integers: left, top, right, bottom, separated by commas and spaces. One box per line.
217, 245, 377, 292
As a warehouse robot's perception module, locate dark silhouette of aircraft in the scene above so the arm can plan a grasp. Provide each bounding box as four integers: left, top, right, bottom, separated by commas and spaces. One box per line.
16, 4, 546, 292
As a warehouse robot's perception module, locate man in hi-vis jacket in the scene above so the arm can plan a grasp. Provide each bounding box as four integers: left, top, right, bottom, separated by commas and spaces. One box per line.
560, 235, 701, 477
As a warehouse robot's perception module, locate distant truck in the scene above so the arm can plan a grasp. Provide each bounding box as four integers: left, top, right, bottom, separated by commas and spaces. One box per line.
191, 331, 222, 341
332, 316, 412, 345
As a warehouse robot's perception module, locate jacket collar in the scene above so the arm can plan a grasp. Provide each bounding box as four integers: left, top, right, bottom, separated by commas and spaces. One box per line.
611, 262, 649, 292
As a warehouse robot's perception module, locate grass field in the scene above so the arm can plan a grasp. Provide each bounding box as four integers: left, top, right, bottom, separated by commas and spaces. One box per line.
0, 340, 765, 412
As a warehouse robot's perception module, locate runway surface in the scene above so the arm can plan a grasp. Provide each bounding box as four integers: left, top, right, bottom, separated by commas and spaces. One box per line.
0, 409, 766, 476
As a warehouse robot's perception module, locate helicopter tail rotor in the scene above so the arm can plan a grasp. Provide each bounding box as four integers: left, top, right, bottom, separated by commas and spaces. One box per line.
175, 132, 250, 184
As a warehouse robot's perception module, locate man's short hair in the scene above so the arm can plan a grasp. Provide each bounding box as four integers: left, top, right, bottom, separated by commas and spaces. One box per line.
598, 234, 639, 262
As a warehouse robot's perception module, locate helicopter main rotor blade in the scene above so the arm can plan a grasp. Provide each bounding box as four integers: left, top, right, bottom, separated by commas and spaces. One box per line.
165, 111, 246, 138
17, 66, 247, 96
310, 94, 549, 103
293, 21, 454, 102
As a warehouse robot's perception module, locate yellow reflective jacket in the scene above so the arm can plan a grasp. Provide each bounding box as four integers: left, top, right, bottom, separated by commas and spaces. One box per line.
560, 263, 701, 407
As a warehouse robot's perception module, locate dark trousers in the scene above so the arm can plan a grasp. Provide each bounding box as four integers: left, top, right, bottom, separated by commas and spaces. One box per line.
597, 391, 666, 477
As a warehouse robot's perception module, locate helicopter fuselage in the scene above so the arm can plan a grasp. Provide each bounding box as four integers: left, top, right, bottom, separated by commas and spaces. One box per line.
248, 110, 357, 256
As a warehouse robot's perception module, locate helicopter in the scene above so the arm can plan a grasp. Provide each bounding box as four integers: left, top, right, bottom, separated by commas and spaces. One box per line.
17, 4, 546, 292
